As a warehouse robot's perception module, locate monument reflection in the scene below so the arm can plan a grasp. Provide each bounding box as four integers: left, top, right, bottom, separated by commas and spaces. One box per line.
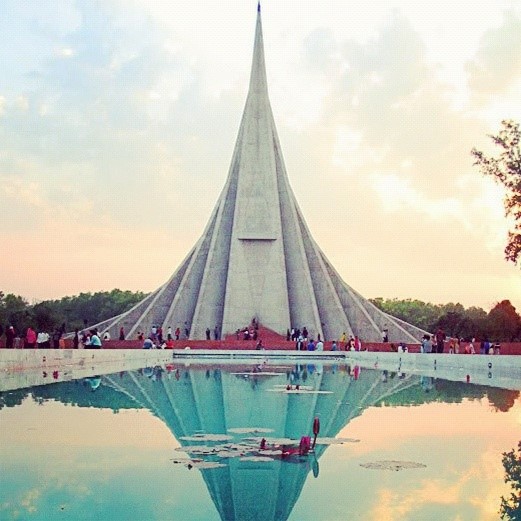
1, 362, 518, 521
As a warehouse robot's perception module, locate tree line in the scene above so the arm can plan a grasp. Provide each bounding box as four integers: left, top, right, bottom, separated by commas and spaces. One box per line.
370, 298, 521, 342
0, 289, 147, 336
1, 289, 520, 342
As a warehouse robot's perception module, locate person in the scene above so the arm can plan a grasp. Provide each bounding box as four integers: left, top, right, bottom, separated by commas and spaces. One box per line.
26, 327, 37, 349
103, 331, 111, 341
184, 322, 190, 339
119, 327, 125, 341
206, 327, 211, 340
89, 330, 102, 349
307, 339, 316, 351
73, 329, 80, 349
331, 341, 338, 351
167, 326, 172, 340
316, 339, 324, 351
255, 339, 263, 350
52, 329, 62, 349
382, 328, 389, 343
435, 328, 445, 353
175, 327, 180, 340
354, 336, 362, 351
214, 325, 220, 340
142, 337, 154, 349
5, 326, 15, 349
421, 334, 432, 353
36, 330, 46, 349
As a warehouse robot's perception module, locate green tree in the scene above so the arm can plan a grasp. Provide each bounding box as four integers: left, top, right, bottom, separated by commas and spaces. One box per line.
370, 298, 442, 331
0, 292, 30, 333
500, 441, 521, 520
472, 120, 521, 265
487, 300, 521, 342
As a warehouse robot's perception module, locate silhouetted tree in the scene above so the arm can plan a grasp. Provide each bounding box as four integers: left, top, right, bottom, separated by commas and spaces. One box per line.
500, 441, 521, 520
472, 120, 521, 265
488, 300, 521, 341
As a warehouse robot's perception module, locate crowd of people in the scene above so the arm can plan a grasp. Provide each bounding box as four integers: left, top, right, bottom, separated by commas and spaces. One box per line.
0, 324, 67, 349
0, 321, 504, 354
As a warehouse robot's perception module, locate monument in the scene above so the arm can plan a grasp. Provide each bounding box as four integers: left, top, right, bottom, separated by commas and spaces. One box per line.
93, 4, 426, 343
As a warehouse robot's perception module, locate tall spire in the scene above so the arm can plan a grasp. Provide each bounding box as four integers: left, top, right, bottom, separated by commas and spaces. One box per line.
92, 5, 428, 343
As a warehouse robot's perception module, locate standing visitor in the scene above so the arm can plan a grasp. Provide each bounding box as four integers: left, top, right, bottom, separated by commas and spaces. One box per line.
5, 326, 15, 348
26, 327, 37, 349
214, 325, 220, 340
206, 328, 211, 340
119, 327, 125, 341
73, 329, 80, 349
52, 329, 62, 349
421, 335, 432, 353
435, 328, 445, 353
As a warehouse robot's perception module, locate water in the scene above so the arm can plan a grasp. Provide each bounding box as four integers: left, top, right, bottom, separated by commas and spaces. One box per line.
0, 361, 519, 521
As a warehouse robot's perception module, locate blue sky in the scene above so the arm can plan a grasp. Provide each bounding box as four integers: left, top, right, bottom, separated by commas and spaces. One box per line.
1, 0, 521, 311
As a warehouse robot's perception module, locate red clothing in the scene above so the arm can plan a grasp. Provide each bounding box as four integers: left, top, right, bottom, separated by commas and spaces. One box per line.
26, 328, 37, 344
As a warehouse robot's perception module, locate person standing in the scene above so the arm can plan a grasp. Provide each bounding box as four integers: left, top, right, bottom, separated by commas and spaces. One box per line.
73, 329, 80, 349
421, 334, 432, 353
119, 327, 125, 341
5, 326, 15, 348
435, 328, 445, 353
26, 327, 37, 349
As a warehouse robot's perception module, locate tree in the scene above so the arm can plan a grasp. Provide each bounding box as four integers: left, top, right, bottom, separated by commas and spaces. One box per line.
500, 441, 521, 520
487, 300, 521, 342
472, 120, 521, 265
0, 292, 30, 332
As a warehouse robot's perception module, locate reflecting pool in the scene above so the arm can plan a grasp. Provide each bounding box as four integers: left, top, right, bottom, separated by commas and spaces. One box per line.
0, 361, 519, 520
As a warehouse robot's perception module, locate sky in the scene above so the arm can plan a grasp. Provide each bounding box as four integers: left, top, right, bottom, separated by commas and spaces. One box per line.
1, 0, 521, 312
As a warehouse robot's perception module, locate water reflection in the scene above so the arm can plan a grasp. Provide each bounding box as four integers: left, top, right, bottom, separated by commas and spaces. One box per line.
0, 362, 519, 521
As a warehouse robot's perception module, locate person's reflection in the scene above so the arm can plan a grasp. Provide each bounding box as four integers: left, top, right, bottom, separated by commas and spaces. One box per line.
83, 376, 101, 391
420, 376, 434, 392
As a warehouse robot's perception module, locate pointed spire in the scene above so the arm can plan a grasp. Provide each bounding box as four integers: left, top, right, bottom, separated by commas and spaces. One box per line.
248, 0, 268, 96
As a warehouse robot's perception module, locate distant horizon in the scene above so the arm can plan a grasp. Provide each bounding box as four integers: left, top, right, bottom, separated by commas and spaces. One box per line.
5, 285, 514, 314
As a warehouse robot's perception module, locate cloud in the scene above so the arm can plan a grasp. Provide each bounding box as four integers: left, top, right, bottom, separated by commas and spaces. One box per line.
466, 11, 521, 98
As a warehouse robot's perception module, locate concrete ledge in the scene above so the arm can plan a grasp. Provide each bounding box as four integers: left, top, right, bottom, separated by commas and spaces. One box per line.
0, 349, 175, 392
172, 349, 521, 390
